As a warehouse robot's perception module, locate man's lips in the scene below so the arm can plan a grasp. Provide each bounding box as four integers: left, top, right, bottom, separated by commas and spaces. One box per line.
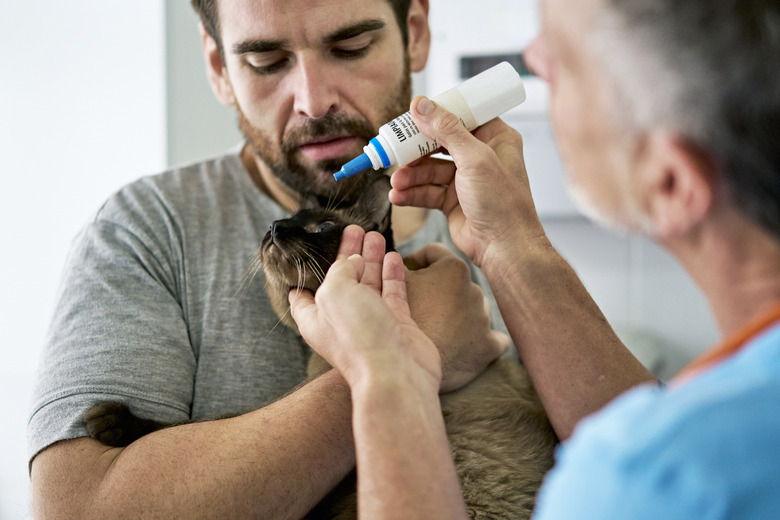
297, 136, 361, 161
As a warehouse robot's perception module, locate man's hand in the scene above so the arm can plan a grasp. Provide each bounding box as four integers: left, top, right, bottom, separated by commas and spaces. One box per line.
404, 244, 509, 392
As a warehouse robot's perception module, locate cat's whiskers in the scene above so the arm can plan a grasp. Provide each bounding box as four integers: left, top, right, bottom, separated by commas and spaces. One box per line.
326, 182, 359, 212
301, 249, 329, 285
264, 306, 293, 338
235, 252, 265, 297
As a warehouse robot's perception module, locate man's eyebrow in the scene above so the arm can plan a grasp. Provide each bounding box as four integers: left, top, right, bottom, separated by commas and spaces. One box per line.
233, 38, 287, 55
323, 19, 386, 44
231, 19, 387, 55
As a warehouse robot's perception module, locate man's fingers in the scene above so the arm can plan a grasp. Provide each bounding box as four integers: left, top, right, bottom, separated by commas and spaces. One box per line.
403, 243, 456, 270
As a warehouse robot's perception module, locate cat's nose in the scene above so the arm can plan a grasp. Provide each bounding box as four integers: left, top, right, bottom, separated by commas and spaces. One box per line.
270, 219, 293, 240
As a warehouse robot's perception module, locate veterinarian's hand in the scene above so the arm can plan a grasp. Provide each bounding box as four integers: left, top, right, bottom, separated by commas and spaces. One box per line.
389, 96, 546, 271
289, 226, 443, 393
404, 244, 509, 392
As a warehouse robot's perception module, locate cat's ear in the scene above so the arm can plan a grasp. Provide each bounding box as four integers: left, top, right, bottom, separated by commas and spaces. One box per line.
361, 173, 394, 251
298, 191, 321, 210
358, 174, 391, 221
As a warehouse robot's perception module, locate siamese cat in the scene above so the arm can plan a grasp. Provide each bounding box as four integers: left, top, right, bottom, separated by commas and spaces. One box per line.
84, 173, 557, 519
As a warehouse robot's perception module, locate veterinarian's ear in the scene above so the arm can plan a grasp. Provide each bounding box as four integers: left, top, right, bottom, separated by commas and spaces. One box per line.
639, 131, 716, 238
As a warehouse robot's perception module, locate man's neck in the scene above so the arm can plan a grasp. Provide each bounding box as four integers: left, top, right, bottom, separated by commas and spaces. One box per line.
241, 144, 300, 213
240, 143, 429, 243
665, 208, 780, 338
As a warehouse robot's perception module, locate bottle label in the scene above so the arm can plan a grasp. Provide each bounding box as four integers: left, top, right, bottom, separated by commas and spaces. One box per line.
388, 112, 420, 143
376, 89, 475, 167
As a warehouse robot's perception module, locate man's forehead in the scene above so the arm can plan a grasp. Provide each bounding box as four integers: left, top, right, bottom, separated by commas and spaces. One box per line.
217, 0, 397, 45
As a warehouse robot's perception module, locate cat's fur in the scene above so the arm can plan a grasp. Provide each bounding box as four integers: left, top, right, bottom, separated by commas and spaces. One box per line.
84, 172, 557, 519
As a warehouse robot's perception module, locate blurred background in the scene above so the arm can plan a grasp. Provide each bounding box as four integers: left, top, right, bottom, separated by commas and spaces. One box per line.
0, 1, 717, 518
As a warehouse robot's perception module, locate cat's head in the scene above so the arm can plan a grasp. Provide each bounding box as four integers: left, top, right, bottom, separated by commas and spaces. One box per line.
256, 173, 393, 330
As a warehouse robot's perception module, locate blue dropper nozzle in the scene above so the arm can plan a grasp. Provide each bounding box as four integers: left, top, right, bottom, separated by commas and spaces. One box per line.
333, 152, 373, 181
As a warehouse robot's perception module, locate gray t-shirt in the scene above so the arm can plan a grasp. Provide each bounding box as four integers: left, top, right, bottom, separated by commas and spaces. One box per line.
28, 146, 507, 462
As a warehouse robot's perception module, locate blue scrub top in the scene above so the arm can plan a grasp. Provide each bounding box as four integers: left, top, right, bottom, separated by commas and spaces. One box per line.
533, 321, 780, 519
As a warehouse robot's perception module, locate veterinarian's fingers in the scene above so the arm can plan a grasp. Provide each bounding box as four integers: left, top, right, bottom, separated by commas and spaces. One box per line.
391, 156, 456, 190
357, 231, 386, 292
389, 158, 455, 210
381, 252, 412, 320
337, 225, 366, 260
390, 153, 454, 179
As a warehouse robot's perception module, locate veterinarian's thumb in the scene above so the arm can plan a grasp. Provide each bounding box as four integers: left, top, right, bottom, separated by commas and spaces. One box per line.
288, 288, 316, 327
410, 96, 477, 161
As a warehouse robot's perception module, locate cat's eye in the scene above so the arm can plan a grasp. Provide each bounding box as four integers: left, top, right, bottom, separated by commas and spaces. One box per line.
316, 221, 337, 233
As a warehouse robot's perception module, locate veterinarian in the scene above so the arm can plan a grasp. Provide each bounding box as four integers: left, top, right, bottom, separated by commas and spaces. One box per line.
28, 1, 511, 518
291, 0, 780, 517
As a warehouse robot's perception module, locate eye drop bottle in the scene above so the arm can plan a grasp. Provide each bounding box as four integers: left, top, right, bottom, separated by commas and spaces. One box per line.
334, 61, 526, 181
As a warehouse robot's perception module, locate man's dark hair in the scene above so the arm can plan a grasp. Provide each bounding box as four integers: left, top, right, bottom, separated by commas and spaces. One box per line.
190, 0, 413, 57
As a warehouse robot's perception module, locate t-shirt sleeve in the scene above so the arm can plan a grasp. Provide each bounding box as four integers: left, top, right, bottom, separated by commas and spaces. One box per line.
28, 204, 197, 462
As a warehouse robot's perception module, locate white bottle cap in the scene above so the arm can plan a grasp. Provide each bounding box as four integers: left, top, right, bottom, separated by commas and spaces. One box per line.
456, 61, 526, 126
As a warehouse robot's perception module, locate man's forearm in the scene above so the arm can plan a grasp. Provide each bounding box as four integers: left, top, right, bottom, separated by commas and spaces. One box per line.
32, 370, 354, 520
483, 239, 655, 440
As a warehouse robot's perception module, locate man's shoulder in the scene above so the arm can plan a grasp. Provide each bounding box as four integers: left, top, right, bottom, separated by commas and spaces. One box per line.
96, 147, 248, 224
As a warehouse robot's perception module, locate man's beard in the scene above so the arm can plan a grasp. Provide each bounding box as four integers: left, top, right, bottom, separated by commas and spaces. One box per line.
237, 60, 412, 201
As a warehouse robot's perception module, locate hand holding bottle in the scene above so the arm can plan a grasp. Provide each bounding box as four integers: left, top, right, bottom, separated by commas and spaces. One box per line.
389, 96, 547, 271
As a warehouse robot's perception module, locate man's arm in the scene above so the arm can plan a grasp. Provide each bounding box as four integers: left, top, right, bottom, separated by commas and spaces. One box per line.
31, 369, 353, 520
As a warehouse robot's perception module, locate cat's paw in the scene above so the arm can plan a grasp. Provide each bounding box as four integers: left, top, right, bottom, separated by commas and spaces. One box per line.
83, 401, 149, 447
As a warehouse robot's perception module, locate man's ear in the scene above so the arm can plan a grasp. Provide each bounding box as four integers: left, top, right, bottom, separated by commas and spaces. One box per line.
407, 0, 431, 73
199, 22, 235, 106
641, 132, 717, 238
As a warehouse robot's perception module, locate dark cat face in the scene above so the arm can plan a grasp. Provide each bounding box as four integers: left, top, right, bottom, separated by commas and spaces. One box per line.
260, 208, 351, 293
252, 173, 393, 330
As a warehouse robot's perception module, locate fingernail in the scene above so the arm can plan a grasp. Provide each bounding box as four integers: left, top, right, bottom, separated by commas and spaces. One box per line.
416, 97, 434, 115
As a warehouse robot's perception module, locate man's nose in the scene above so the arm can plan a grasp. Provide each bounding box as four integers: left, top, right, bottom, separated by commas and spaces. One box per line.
291, 56, 339, 119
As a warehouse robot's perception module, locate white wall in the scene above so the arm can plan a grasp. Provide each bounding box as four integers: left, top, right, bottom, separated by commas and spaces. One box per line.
164, 1, 242, 165
0, 3, 166, 518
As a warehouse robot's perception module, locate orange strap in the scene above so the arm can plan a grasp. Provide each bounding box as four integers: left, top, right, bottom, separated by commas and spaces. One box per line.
674, 300, 780, 384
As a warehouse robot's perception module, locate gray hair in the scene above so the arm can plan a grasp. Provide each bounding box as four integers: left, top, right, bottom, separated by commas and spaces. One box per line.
590, 0, 780, 237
